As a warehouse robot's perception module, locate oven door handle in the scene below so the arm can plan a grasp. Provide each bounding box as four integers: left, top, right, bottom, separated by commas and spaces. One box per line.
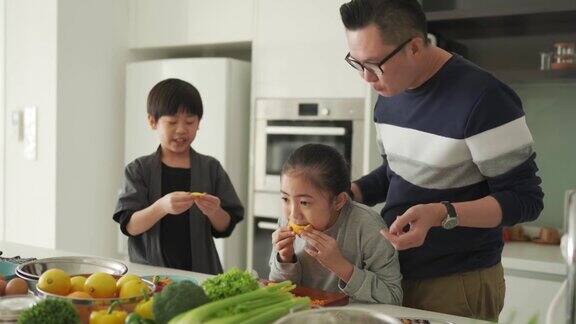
257, 221, 280, 231
265, 126, 346, 136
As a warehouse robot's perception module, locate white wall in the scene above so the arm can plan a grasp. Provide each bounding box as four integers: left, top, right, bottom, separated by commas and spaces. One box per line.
0, 0, 5, 241
4, 0, 128, 257
4, 0, 58, 248
55, 0, 129, 258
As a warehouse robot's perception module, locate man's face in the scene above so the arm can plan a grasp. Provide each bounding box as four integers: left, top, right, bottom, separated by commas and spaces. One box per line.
345, 24, 413, 97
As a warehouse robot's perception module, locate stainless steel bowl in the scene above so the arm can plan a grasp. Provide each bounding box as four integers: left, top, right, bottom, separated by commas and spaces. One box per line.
15, 256, 128, 282
274, 307, 402, 324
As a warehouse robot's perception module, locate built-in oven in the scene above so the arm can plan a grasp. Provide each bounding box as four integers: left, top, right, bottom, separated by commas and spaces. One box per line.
251, 98, 365, 276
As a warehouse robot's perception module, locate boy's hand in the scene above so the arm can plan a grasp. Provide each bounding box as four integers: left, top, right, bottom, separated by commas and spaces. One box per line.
301, 229, 354, 282
272, 226, 296, 263
158, 192, 196, 215
193, 194, 222, 218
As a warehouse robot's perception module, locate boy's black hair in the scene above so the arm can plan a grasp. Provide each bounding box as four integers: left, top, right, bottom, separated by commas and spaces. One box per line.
281, 143, 351, 199
340, 0, 428, 45
147, 78, 203, 121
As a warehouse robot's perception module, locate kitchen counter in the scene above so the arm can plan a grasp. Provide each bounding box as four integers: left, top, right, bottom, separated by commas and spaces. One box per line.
0, 240, 490, 323
502, 241, 565, 276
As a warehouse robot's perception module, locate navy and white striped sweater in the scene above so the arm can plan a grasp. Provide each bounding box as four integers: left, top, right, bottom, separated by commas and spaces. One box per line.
356, 55, 544, 280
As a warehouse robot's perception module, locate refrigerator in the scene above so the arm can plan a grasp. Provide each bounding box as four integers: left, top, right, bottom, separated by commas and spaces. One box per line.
122, 58, 251, 270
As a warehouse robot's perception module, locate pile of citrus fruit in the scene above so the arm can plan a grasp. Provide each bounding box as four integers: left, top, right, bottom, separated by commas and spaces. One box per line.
37, 269, 151, 299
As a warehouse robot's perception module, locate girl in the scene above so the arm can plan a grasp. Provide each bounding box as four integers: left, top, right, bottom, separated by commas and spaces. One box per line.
269, 143, 402, 304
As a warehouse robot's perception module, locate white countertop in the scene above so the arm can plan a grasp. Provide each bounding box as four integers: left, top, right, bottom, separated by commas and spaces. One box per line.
0, 240, 490, 324
501, 241, 566, 276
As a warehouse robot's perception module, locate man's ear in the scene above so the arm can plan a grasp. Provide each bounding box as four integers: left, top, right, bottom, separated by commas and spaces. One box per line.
333, 192, 349, 211
147, 114, 157, 129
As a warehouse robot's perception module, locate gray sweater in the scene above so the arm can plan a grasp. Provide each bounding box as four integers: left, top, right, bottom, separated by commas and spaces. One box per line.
269, 199, 402, 304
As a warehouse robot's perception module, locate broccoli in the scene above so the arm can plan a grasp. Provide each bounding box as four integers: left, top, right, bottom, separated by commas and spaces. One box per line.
17, 298, 80, 324
201, 268, 259, 302
153, 280, 209, 324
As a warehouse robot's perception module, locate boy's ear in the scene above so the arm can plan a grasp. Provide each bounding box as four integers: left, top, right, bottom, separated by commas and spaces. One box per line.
147, 114, 157, 129
333, 192, 348, 211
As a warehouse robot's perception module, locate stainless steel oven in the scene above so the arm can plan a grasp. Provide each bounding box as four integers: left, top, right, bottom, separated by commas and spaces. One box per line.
253, 98, 365, 218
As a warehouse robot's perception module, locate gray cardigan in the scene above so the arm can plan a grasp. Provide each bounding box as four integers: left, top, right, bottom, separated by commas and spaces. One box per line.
114, 147, 244, 274
269, 199, 402, 304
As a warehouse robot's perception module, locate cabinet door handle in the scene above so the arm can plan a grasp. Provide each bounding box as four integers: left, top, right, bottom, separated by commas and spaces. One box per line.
266, 126, 346, 136
257, 221, 279, 231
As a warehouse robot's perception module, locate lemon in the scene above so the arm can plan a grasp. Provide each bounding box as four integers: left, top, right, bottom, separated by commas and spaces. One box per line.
84, 272, 117, 298
70, 276, 86, 293
119, 279, 150, 299
116, 274, 140, 291
38, 268, 71, 296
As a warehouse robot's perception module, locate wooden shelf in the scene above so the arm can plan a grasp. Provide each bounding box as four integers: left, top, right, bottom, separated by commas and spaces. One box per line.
426, 4, 576, 39
493, 68, 576, 84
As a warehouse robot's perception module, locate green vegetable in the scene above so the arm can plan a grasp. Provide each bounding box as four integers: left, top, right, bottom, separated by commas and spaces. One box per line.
201, 268, 259, 301
17, 298, 80, 324
169, 281, 310, 324
153, 280, 209, 324
126, 313, 156, 324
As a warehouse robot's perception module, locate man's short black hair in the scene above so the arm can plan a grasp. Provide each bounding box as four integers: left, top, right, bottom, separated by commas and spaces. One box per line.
340, 0, 428, 45
147, 78, 203, 121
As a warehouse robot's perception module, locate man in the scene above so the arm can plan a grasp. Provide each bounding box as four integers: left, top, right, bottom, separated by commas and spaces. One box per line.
340, 0, 543, 321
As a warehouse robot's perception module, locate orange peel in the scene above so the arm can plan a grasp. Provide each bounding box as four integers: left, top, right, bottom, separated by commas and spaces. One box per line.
190, 192, 206, 197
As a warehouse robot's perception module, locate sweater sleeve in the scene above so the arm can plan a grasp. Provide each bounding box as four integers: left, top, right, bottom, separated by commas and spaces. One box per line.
113, 161, 149, 236
338, 218, 403, 305
354, 156, 391, 207
211, 161, 245, 238
465, 82, 544, 226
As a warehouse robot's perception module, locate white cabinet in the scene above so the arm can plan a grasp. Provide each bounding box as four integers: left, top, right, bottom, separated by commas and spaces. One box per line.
500, 242, 566, 323
129, 0, 254, 49
252, 0, 366, 98
501, 272, 563, 323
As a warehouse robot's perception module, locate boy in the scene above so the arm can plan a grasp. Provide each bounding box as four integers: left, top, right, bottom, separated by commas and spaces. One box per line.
113, 78, 244, 274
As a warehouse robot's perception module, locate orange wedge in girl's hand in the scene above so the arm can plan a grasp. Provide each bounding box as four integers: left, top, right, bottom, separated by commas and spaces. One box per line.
288, 222, 311, 235
190, 192, 206, 197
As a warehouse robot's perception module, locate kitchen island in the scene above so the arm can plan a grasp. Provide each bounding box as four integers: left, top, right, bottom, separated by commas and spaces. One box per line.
0, 240, 489, 323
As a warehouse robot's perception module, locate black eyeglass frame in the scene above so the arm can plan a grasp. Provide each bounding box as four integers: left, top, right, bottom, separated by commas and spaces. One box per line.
345, 38, 413, 77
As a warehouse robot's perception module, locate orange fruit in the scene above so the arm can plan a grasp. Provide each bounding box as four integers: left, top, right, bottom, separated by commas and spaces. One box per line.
67, 291, 92, 299
288, 222, 311, 235
116, 274, 140, 291
84, 273, 116, 298
70, 276, 86, 293
38, 268, 71, 296
119, 279, 150, 299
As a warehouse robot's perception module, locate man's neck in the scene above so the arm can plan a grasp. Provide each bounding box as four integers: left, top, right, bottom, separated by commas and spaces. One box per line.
409, 47, 452, 90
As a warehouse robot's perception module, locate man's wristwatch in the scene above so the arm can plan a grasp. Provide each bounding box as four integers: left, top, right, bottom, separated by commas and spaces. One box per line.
440, 201, 458, 230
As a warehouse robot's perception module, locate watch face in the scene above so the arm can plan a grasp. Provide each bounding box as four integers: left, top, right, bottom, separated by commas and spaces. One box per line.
442, 217, 458, 230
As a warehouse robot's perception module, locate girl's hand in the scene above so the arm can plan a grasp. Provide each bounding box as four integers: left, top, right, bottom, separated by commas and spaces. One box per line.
194, 194, 222, 217
301, 229, 354, 282
272, 226, 296, 263
158, 192, 196, 215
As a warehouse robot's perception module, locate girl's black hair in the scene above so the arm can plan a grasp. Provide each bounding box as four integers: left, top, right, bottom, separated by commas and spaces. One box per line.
281, 143, 351, 198
147, 78, 203, 121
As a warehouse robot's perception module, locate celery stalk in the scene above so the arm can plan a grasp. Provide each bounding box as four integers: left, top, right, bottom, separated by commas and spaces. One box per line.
168, 281, 294, 324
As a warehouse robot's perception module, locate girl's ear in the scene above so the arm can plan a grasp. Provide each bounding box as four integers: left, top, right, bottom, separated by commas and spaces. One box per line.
147, 114, 157, 129
333, 192, 348, 211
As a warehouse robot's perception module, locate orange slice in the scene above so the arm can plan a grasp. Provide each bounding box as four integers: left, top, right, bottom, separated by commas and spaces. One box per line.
288, 222, 311, 235
190, 192, 206, 197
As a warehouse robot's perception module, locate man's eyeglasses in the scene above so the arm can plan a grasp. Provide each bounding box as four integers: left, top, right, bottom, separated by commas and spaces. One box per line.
345, 38, 412, 77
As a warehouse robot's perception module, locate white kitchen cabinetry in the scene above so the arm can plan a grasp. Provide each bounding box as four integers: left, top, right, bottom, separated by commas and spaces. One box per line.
129, 0, 254, 49
252, 0, 366, 98
500, 242, 566, 323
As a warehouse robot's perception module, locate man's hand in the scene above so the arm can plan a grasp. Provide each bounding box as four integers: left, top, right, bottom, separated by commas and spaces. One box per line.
272, 226, 296, 263
301, 229, 354, 282
381, 203, 445, 250
157, 192, 196, 215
